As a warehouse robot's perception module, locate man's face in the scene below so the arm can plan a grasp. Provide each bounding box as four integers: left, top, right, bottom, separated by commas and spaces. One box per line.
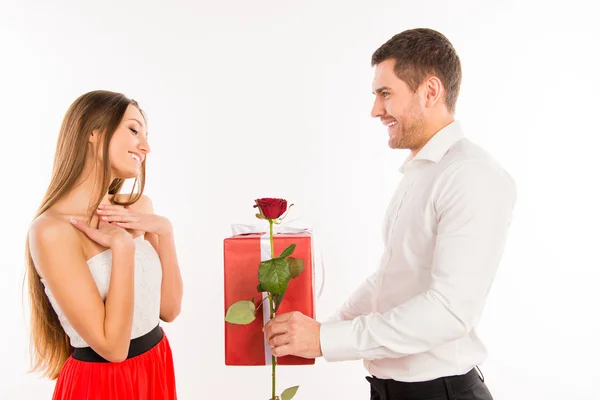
371, 59, 426, 152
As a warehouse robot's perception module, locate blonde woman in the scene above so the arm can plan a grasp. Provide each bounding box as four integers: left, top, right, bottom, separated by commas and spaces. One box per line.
25, 90, 182, 399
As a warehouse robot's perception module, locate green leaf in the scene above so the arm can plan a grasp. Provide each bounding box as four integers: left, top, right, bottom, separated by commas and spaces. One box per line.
278, 244, 296, 258
224, 300, 256, 325
257, 283, 265, 292
287, 257, 305, 279
273, 292, 285, 312
258, 258, 291, 295
281, 386, 299, 400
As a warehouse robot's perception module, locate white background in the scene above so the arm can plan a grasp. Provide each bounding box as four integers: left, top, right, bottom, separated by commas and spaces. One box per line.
1, 0, 599, 399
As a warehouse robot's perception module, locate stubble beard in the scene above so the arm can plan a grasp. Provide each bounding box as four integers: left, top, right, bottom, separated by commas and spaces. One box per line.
389, 110, 426, 151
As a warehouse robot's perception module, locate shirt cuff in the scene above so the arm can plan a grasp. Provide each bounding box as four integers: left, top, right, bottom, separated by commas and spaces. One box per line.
319, 319, 362, 362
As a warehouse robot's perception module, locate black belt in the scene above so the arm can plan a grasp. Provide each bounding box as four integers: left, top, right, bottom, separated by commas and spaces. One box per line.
366, 367, 484, 400
72, 324, 163, 363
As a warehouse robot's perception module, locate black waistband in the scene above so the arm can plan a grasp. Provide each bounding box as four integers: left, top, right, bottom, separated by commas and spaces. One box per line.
366, 367, 484, 399
72, 324, 163, 363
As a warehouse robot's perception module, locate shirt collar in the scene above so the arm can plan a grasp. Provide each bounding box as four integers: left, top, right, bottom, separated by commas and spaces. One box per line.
401, 120, 465, 173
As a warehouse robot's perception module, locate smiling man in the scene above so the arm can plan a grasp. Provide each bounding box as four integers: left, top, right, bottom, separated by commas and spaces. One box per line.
264, 28, 517, 400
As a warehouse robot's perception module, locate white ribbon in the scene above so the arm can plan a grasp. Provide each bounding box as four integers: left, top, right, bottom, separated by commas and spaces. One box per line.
230, 219, 326, 365
260, 232, 274, 365
230, 216, 306, 235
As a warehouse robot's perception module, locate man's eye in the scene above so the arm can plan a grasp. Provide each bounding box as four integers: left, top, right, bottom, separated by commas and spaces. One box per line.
382, 92, 390, 97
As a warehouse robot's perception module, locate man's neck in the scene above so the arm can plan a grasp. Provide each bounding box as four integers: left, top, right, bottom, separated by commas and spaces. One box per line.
411, 116, 455, 157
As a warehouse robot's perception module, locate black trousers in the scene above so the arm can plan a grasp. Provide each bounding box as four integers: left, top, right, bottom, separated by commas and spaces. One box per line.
366, 368, 493, 400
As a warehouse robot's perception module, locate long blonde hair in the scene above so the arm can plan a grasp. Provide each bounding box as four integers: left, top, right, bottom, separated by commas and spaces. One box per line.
25, 90, 147, 379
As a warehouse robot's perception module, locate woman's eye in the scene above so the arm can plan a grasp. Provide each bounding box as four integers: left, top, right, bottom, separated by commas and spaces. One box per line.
129, 128, 138, 135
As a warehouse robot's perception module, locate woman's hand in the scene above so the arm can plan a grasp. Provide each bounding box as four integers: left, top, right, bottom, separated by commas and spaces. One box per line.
96, 204, 173, 236
69, 218, 133, 249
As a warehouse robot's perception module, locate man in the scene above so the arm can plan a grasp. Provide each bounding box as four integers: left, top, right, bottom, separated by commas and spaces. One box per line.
263, 28, 516, 400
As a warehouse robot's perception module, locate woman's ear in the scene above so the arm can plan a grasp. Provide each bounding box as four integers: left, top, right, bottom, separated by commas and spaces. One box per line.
89, 129, 100, 144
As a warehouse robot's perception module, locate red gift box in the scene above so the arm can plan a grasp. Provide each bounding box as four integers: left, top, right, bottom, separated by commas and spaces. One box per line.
224, 232, 315, 366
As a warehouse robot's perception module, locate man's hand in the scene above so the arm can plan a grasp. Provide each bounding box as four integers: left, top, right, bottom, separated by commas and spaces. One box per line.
263, 311, 322, 359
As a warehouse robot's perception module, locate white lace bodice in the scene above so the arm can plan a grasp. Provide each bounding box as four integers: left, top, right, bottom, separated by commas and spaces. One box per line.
41, 235, 163, 348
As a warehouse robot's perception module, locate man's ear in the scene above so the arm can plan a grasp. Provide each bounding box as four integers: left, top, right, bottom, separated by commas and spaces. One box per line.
423, 76, 444, 108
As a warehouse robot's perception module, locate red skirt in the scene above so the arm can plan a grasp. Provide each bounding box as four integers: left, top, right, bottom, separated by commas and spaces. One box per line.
52, 333, 176, 400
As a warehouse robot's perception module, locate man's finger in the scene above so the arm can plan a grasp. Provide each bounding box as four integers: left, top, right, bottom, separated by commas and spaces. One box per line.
263, 312, 296, 333
273, 312, 295, 323
272, 344, 293, 358
265, 315, 277, 326
265, 322, 288, 340
269, 333, 291, 349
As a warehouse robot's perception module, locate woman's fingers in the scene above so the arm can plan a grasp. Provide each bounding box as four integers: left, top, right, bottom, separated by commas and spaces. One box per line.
97, 204, 133, 210
68, 218, 133, 250
97, 207, 130, 216
115, 221, 137, 229
70, 218, 106, 245
99, 214, 136, 223
69, 218, 88, 233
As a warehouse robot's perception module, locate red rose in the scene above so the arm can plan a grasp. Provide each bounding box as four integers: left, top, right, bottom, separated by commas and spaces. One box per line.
254, 198, 288, 220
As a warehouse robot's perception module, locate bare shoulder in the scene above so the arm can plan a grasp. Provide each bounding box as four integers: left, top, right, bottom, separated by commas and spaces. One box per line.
113, 193, 154, 213
135, 194, 154, 213
28, 213, 83, 275
29, 213, 79, 249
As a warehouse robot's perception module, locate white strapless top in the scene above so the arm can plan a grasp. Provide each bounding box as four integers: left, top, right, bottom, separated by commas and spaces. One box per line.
41, 235, 163, 348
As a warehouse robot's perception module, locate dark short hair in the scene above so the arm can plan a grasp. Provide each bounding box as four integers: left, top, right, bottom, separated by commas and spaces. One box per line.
371, 28, 462, 113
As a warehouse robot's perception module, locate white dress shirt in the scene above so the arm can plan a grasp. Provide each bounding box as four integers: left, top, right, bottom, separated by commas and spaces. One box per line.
319, 121, 517, 382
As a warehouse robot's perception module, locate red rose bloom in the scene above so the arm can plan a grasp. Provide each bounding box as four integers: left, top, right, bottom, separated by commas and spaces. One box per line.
254, 198, 288, 220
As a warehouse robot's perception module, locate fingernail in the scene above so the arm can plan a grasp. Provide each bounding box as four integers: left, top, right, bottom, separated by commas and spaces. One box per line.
69, 218, 76, 224
96, 209, 102, 213
102, 216, 108, 220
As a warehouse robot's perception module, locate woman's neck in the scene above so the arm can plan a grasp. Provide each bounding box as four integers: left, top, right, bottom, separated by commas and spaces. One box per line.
52, 173, 114, 218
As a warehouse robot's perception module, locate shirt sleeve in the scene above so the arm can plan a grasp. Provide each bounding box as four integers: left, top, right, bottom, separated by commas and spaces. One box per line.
325, 272, 377, 322
319, 161, 517, 362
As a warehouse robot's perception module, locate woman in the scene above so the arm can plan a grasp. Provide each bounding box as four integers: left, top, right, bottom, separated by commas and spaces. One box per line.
25, 90, 182, 399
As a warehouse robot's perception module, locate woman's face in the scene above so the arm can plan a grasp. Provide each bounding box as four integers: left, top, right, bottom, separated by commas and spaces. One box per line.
107, 104, 150, 179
